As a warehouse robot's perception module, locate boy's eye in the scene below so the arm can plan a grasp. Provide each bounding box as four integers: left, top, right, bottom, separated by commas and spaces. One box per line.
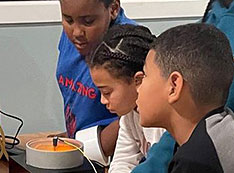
63, 16, 74, 25
83, 17, 95, 26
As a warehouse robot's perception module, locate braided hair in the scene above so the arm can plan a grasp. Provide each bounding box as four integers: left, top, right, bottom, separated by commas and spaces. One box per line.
202, 0, 233, 22
88, 24, 156, 84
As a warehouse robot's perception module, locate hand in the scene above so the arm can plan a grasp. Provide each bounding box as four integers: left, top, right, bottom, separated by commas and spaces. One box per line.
99, 119, 120, 157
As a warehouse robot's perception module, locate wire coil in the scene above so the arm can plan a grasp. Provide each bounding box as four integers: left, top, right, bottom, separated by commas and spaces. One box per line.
0, 110, 23, 149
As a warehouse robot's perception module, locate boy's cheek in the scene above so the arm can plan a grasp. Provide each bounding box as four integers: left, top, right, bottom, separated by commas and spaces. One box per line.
136, 94, 144, 113
62, 22, 72, 38
136, 91, 141, 107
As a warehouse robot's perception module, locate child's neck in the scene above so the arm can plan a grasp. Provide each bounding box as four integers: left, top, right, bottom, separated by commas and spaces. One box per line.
168, 104, 219, 146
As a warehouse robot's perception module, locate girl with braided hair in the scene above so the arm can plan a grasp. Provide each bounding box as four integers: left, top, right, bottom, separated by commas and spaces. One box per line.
202, 0, 234, 111
89, 24, 174, 173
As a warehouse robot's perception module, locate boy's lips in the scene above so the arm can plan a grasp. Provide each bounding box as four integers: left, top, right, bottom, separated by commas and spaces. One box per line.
109, 109, 115, 113
74, 41, 88, 50
136, 107, 139, 113
108, 109, 116, 113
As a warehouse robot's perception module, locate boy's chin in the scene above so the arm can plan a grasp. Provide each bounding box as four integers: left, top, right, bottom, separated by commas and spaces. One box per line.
76, 48, 89, 56
74, 44, 91, 57
140, 121, 150, 127
139, 117, 156, 128
116, 112, 127, 117
115, 110, 132, 117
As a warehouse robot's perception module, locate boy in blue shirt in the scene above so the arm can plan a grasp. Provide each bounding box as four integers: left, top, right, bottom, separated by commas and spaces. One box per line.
56, 0, 136, 165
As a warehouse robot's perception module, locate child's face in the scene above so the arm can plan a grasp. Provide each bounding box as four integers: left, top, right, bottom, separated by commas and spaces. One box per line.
61, 0, 118, 56
90, 67, 138, 116
136, 50, 169, 127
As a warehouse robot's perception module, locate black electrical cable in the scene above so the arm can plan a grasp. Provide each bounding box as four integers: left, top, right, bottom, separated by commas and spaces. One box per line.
0, 109, 23, 149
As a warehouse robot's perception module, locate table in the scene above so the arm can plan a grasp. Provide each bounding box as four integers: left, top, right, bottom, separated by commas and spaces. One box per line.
0, 132, 108, 173
0, 157, 8, 173
1, 148, 106, 173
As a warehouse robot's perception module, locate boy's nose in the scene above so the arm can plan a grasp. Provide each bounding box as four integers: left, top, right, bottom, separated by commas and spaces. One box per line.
101, 95, 109, 105
72, 24, 85, 38
136, 84, 141, 93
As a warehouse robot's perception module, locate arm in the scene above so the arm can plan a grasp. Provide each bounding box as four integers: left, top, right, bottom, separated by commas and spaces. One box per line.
109, 114, 144, 173
99, 119, 120, 157
75, 119, 120, 166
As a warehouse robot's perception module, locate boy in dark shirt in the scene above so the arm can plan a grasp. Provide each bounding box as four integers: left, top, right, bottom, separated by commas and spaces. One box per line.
136, 23, 234, 172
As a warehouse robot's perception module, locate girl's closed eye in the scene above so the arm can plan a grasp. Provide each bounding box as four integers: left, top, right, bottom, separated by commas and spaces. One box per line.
101, 89, 112, 97
103, 92, 110, 96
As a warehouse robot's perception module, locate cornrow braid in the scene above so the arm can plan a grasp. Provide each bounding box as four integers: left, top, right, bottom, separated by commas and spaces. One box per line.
99, 51, 144, 67
88, 24, 155, 83
109, 31, 154, 43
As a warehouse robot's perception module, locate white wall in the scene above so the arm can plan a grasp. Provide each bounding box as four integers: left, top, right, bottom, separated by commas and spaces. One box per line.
0, 25, 65, 135
122, 0, 208, 19
0, 1, 64, 135
0, 0, 209, 23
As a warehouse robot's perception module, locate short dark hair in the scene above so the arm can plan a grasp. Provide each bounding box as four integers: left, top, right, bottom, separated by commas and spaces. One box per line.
60, 0, 115, 8
151, 23, 234, 106
88, 24, 156, 84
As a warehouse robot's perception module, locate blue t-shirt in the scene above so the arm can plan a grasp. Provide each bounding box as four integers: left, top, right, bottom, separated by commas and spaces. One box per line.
204, 0, 234, 111
56, 8, 136, 138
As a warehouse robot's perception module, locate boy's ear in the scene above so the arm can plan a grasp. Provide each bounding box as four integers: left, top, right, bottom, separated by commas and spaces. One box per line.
167, 71, 184, 104
109, 0, 120, 20
134, 71, 144, 87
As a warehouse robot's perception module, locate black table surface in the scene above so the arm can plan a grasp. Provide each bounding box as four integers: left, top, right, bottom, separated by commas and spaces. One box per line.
8, 147, 105, 173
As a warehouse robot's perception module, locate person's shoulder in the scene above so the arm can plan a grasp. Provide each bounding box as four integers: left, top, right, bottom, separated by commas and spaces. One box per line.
115, 8, 137, 25
174, 124, 219, 162
120, 111, 135, 124
170, 139, 223, 172
205, 108, 234, 141
206, 1, 234, 23
169, 153, 221, 173
58, 30, 74, 51
58, 31, 83, 59
58, 31, 67, 50
204, 108, 234, 171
